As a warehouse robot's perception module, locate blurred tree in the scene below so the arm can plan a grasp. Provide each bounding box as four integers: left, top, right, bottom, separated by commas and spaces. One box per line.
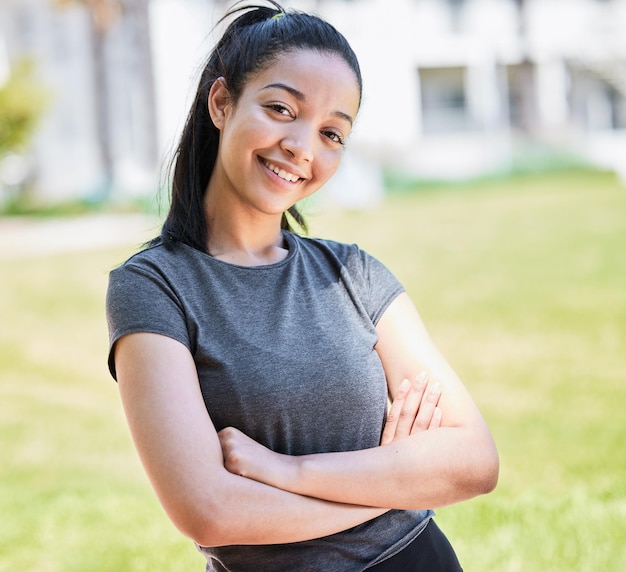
512, 0, 537, 135
54, 0, 122, 198
54, 0, 158, 199
0, 58, 48, 158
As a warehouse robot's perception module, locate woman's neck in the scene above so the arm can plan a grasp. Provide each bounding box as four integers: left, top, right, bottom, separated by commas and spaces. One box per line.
204, 196, 288, 267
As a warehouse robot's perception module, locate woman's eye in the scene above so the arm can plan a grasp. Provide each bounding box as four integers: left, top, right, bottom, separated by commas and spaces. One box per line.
268, 104, 292, 117
324, 131, 345, 145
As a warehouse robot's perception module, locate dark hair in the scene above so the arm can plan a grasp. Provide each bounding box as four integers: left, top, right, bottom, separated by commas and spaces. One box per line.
160, 0, 362, 252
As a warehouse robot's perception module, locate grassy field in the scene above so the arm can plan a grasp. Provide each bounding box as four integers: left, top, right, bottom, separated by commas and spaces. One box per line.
1, 170, 625, 570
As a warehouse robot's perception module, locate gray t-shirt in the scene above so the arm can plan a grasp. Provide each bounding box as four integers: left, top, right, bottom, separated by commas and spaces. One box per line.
106, 231, 433, 572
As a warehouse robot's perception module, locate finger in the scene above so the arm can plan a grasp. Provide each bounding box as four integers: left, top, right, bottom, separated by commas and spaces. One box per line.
411, 381, 441, 433
395, 371, 429, 438
380, 378, 410, 445
428, 406, 442, 429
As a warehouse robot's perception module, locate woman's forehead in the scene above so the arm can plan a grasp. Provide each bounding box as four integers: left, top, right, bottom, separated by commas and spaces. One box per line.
249, 50, 361, 111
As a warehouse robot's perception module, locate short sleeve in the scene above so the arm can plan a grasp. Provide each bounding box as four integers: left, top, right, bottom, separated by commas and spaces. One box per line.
352, 247, 405, 325
106, 262, 191, 380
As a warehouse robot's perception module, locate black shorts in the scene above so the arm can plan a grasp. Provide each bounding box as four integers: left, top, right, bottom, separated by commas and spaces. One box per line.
367, 519, 463, 571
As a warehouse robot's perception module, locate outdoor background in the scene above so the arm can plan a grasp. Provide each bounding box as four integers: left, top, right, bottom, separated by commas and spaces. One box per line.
1, 0, 626, 570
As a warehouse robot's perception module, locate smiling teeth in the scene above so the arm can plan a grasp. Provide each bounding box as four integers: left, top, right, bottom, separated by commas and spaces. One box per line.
264, 160, 300, 182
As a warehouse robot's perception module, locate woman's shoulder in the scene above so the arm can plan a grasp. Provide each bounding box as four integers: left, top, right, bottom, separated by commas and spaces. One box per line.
291, 233, 388, 278
106, 238, 204, 316
290, 232, 403, 309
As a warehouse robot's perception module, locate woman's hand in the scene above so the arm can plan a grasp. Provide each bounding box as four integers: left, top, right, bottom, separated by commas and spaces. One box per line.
380, 371, 442, 445
220, 371, 442, 489
219, 426, 294, 488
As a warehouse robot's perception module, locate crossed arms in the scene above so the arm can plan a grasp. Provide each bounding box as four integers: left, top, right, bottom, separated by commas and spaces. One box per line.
113, 292, 498, 547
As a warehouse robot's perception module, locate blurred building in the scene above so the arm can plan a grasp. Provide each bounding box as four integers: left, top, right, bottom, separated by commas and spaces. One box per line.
0, 0, 625, 204
0, 0, 159, 202
328, 0, 626, 181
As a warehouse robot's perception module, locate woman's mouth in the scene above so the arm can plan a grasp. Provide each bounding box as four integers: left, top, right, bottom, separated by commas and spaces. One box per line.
261, 159, 302, 183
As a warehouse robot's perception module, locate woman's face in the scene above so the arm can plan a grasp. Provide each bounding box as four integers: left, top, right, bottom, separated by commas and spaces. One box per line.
207, 49, 361, 220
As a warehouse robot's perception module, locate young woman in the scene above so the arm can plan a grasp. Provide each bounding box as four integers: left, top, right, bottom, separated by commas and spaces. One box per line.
106, 2, 499, 570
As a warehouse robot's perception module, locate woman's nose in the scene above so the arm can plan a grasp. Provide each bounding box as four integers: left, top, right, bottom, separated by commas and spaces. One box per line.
280, 124, 314, 163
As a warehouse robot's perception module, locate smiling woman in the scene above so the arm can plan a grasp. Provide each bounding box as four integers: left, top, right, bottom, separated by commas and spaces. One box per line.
204, 49, 360, 261
155, 0, 363, 256
105, 2, 498, 571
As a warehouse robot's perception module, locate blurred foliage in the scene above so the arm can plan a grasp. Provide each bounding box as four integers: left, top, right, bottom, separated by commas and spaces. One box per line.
383, 149, 602, 195
0, 193, 158, 218
0, 58, 49, 158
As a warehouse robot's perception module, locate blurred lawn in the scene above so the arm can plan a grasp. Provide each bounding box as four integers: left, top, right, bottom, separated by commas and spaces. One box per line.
1, 170, 625, 570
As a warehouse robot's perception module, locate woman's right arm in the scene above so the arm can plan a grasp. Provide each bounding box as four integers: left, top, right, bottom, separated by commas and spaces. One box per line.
113, 331, 387, 548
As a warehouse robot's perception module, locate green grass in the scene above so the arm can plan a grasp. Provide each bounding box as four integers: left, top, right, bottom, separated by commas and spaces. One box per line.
1, 169, 625, 570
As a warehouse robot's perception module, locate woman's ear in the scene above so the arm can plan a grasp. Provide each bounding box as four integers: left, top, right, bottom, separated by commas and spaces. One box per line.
208, 77, 231, 130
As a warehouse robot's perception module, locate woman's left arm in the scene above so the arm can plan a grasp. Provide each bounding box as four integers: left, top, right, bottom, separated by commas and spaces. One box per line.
220, 292, 499, 510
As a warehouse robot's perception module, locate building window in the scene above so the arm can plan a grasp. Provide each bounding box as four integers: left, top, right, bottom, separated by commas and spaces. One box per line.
607, 84, 626, 129
419, 66, 473, 134
506, 63, 537, 133
568, 64, 626, 131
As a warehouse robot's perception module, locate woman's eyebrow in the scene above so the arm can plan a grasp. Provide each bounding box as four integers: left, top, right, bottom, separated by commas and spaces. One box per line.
260, 82, 354, 126
262, 82, 305, 101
